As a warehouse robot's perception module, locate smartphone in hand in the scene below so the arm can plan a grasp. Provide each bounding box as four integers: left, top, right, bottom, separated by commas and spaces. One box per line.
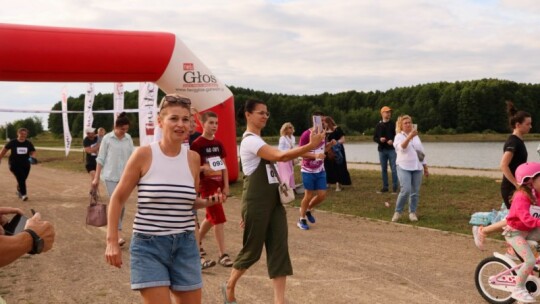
3, 214, 28, 235
412, 124, 418, 131
312, 115, 323, 132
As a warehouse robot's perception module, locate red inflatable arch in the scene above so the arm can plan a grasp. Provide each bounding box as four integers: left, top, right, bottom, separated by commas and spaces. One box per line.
0, 23, 238, 182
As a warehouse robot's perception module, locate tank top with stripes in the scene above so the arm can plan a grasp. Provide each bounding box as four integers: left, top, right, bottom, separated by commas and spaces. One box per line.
133, 142, 196, 235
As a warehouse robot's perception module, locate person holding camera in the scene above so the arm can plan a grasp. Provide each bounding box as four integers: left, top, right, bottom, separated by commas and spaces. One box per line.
391, 115, 428, 222
0, 128, 37, 201
0, 207, 55, 267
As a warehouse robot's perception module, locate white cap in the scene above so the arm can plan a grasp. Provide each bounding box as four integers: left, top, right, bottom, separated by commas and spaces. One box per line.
85, 127, 96, 133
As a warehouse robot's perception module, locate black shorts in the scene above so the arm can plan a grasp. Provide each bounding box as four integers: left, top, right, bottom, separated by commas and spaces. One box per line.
85, 163, 97, 173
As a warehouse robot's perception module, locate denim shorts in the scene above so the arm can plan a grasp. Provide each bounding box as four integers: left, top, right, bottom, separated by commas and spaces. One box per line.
301, 171, 328, 191
130, 230, 202, 291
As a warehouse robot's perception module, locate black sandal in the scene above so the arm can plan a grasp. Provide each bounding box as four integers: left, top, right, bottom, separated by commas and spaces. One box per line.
219, 254, 233, 267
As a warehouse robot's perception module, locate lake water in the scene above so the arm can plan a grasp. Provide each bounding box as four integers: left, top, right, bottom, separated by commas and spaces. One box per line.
344, 141, 540, 169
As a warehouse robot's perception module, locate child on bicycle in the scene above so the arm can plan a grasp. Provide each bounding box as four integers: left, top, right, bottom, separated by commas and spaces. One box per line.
472, 102, 531, 251
499, 162, 540, 303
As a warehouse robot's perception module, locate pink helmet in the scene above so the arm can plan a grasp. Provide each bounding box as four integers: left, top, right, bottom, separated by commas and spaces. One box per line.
515, 162, 540, 185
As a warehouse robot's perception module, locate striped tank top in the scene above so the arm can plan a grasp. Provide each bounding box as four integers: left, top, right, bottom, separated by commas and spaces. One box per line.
133, 142, 197, 235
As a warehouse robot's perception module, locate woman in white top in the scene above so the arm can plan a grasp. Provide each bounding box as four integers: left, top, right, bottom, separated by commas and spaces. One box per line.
223, 99, 324, 304
277, 122, 296, 189
104, 94, 223, 304
392, 115, 429, 222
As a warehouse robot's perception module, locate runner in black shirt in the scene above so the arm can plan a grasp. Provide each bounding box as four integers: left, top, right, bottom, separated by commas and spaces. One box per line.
83, 127, 100, 192
0, 128, 36, 201
472, 102, 532, 250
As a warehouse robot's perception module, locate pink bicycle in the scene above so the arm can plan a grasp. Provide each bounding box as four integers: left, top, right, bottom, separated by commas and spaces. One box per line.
475, 241, 540, 303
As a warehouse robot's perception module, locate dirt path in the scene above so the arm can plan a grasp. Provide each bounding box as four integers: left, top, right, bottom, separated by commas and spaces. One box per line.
0, 164, 501, 303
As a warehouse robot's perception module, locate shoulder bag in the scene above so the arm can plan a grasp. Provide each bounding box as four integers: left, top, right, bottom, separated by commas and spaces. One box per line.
86, 189, 107, 227
270, 163, 295, 205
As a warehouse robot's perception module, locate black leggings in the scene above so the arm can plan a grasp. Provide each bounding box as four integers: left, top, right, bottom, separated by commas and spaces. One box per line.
501, 182, 515, 209
10, 164, 31, 196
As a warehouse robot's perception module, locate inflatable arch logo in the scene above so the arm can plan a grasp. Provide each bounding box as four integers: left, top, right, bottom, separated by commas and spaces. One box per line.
0, 23, 238, 182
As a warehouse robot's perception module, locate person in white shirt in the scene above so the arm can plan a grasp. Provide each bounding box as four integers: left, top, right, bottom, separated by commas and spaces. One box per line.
392, 115, 429, 222
277, 122, 297, 189
223, 99, 324, 304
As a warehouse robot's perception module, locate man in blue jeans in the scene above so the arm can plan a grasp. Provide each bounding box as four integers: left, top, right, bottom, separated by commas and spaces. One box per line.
373, 106, 398, 193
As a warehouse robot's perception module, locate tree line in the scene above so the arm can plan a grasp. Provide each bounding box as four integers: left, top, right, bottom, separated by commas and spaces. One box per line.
231, 78, 540, 136
0, 116, 44, 140
2, 78, 539, 140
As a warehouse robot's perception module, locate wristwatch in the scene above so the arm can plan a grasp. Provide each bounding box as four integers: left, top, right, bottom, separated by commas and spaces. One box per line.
24, 229, 44, 254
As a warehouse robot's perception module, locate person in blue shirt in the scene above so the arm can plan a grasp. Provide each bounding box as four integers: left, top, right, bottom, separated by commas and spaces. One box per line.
92, 112, 134, 246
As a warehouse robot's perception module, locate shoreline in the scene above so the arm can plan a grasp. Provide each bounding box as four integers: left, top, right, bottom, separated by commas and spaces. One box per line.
347, 162, 501, 179
33, 146, 502, 178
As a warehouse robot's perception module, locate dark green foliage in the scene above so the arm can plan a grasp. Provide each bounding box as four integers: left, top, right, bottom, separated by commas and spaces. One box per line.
43, 79, 540, 137
0, 116, 44, 140
229, 78, 540, 136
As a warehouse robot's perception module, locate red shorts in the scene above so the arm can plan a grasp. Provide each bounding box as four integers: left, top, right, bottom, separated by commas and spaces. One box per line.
204, 203, 226, 225
200, 176, 226, 225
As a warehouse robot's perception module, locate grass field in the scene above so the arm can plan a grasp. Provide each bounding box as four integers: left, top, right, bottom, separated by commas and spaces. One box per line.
34, 149, 501, 236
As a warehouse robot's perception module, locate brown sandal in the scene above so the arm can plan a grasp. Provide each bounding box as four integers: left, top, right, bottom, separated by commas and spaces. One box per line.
201, 258, 216, 270
219, 254, 233, 267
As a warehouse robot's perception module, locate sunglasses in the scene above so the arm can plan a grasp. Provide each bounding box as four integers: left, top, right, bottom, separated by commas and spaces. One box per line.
253, 110, 270, 117
159, 95, 192, 111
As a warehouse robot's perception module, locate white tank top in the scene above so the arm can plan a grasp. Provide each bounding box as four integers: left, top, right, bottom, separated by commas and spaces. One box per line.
134, 142, 196, 235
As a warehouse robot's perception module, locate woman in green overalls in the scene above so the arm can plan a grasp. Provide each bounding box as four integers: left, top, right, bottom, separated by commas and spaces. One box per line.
222, 99, 324, 304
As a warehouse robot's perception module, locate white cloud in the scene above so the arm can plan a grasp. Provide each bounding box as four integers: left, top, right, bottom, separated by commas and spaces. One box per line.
2, 0, 540, 127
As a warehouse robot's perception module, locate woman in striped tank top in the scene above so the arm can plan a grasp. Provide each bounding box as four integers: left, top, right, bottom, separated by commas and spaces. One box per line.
104, 94, 223, 304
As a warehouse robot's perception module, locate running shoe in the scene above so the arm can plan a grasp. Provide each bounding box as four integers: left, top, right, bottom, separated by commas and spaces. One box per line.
297, 219, 309, 230
306, 210, 316, 224
409, 213, 418, 222
21, 195, 28, 201
391, 212, 401, 222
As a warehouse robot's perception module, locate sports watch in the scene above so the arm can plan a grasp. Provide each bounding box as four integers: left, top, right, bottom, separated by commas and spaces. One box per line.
24, 229, 44, 254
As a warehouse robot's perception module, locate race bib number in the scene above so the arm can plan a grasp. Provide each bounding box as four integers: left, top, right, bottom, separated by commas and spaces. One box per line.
16, 147, 28, 154
530, 205, 540, 219
266, 164, 279, 184
207, 156, 226, 171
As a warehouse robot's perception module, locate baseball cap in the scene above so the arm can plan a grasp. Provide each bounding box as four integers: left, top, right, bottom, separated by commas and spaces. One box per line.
380, 106, 392, 113
85, 127, 96, 133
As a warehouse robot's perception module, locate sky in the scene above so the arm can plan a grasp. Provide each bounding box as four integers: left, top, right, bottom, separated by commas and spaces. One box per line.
2, 0, 540, 128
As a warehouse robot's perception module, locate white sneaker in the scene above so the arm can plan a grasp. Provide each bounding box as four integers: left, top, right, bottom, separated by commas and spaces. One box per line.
409, 213, 418, 222
391, 212, 401, 222
472, 226, 486, 251
21, 195, 28, 201
512, 287, 535, 303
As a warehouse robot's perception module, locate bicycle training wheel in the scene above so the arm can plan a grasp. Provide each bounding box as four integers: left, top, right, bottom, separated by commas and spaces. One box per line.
475, 256, 515, 304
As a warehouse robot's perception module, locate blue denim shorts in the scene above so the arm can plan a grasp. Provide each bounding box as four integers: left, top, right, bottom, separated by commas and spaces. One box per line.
301, 171, 328, 191
130, 230, 202, 291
